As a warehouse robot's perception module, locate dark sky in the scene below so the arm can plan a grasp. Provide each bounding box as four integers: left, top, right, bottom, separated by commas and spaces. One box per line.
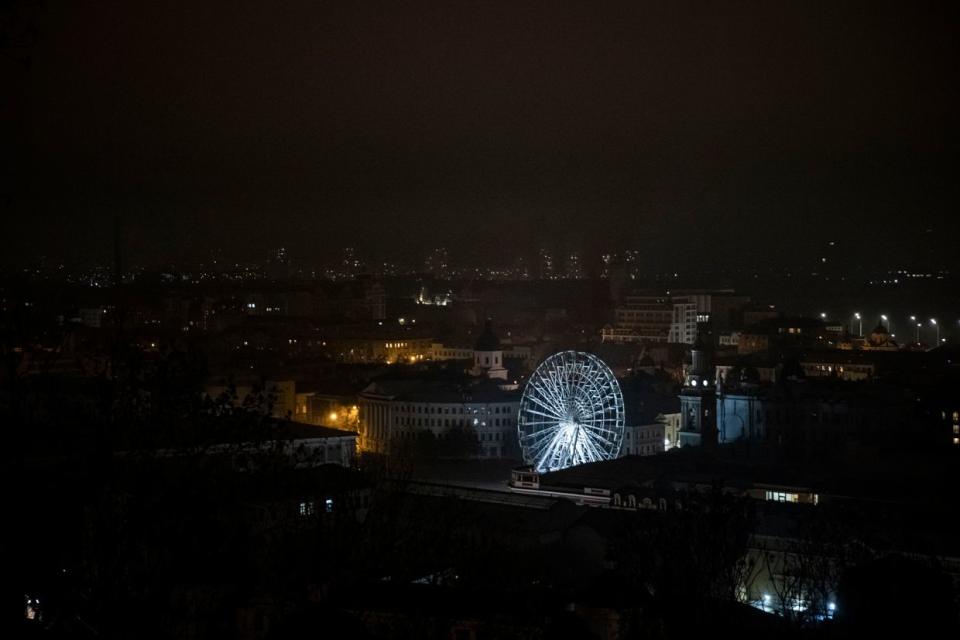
4, 0, 959, 269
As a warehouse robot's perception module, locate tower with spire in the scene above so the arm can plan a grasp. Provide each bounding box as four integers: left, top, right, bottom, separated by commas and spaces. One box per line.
678, 334, 718, 447
471, 320, 508, 381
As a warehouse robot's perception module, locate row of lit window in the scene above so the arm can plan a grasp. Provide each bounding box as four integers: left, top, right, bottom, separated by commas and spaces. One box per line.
398, 404, 516, 415
396, 416, 513, 428
766, 491, 799, 503
625, 428, 662, 440
948, 404, 960, 442
298, 498, 334, 517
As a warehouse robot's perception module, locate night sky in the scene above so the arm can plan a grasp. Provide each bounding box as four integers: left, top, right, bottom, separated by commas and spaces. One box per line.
4, 1, 959, 268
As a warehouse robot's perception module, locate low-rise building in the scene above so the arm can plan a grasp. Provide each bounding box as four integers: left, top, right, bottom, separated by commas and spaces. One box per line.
359, 378, 520, 458
430, 343, 473, 361
621, 422, 666, 457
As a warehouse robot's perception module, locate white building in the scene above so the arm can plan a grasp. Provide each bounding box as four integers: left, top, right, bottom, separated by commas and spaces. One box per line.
430, 343, 473, 361
621, 423, 666, 456
669, 298, 699, 345
605, 291, 750, 345
359, 379, 520, 458
471, 320, 508, 380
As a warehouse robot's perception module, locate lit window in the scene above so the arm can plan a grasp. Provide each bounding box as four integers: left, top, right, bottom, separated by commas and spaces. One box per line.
765, 491, 799, 503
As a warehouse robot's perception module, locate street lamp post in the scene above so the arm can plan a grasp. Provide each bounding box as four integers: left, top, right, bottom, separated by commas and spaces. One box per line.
853, 312, 862, 337
916, 322, 921, 344
881, 314, 891, 335
931, 319, 939, 344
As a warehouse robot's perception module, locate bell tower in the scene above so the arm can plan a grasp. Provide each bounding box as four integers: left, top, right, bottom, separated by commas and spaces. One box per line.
679, 335, 717, 447
472, 320, 508, 381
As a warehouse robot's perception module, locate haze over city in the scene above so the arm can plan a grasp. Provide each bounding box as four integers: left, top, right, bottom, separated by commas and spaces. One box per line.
5, 1, 958, 270
5, 2, 960, 638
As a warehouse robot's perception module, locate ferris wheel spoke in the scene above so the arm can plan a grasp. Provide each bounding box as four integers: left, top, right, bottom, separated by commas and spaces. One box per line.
541, 425, 578, 471
579, 424, 617, 445
579, 431, 608, 460
519, 419, 564, 428
538, 370, 568, 409
530, 374, 566, 406
532, 379, 566, 415
521, 427, 561, 446
533, 433, 565, 471
522, 431, 567, 457
525, 442, 553, 466
561, 361, 580, 399
522, 403, 564, 422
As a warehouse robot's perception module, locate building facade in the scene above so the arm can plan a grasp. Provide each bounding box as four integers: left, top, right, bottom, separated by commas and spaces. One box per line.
605, 291, 749, 345
621, 422, 667, 456
359, 380, 521, 458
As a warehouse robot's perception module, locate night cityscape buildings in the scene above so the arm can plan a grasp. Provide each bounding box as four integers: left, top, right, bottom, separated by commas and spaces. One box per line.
6, 1, 960, 638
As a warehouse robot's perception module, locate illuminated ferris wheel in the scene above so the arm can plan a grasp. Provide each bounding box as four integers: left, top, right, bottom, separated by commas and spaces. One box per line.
517, 351, 624, 473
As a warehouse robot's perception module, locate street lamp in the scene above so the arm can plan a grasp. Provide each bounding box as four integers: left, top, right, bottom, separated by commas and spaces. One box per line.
916, 322, 922, 344
931, 319, 939, 344
853, 312, 862, 336
881, 314, 891, 335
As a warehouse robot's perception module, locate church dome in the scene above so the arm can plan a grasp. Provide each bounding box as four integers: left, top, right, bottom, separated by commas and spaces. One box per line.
474, 320, 501, 351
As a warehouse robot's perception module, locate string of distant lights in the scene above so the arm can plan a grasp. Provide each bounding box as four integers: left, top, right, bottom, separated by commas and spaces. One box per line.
817, 312, 953, 344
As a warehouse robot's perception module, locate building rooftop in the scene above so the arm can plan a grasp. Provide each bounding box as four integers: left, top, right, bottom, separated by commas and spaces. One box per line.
474, 320, 502, 351
362, 377, 519, 403
272, 420, 359, 440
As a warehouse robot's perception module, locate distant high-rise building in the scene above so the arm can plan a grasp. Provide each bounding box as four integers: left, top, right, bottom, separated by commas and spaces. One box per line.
538, 248, 555, 280
268, 246, 291, 279
600, 253, 613, 279
565, 251, 584, 280
342, 247, 361, 278
603, 291, 750, 345
424, 247, 450, 278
